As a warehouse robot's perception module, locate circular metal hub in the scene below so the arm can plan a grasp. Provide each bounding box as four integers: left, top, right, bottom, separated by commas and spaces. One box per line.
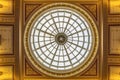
55, 33, 67, 45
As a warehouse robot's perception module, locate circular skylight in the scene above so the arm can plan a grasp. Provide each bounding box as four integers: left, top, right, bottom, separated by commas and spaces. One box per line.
24, 3, 98, 77
30, 8, 92, 70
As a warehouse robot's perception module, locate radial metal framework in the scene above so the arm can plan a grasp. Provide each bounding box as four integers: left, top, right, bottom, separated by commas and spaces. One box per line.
30, 8, 92, 70
24, 3, 98, 77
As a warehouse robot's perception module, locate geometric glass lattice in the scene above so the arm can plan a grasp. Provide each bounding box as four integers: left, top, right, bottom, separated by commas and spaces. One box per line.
30, 8, 92, 70
24, 3, 99, 77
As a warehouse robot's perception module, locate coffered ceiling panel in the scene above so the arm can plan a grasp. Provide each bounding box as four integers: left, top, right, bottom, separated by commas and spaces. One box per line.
108, 65, 120, 80
0, 0, 14, 15
109, 0, 120, 14
0, 25, 13, 55
0, 65, 14, 80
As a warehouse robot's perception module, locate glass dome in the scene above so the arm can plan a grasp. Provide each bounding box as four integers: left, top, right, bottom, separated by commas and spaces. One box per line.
30, 8, 92, 70
24, 3, 98, 77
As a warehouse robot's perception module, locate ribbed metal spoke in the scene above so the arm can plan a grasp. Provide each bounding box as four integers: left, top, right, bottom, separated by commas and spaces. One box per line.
67, 41, 87, 50
68, 28, 88, 37
36, 29, 54, 36
63, 13, 72, 32
50, 45, 59, 67
45, 18, 58, 34
35, 41, 55, 50
64, 45, 73, 66
50, 13, 59, 33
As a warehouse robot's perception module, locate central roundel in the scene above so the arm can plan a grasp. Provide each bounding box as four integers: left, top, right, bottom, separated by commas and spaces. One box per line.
24, 3, 98, 78
55, 33, 67, 45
